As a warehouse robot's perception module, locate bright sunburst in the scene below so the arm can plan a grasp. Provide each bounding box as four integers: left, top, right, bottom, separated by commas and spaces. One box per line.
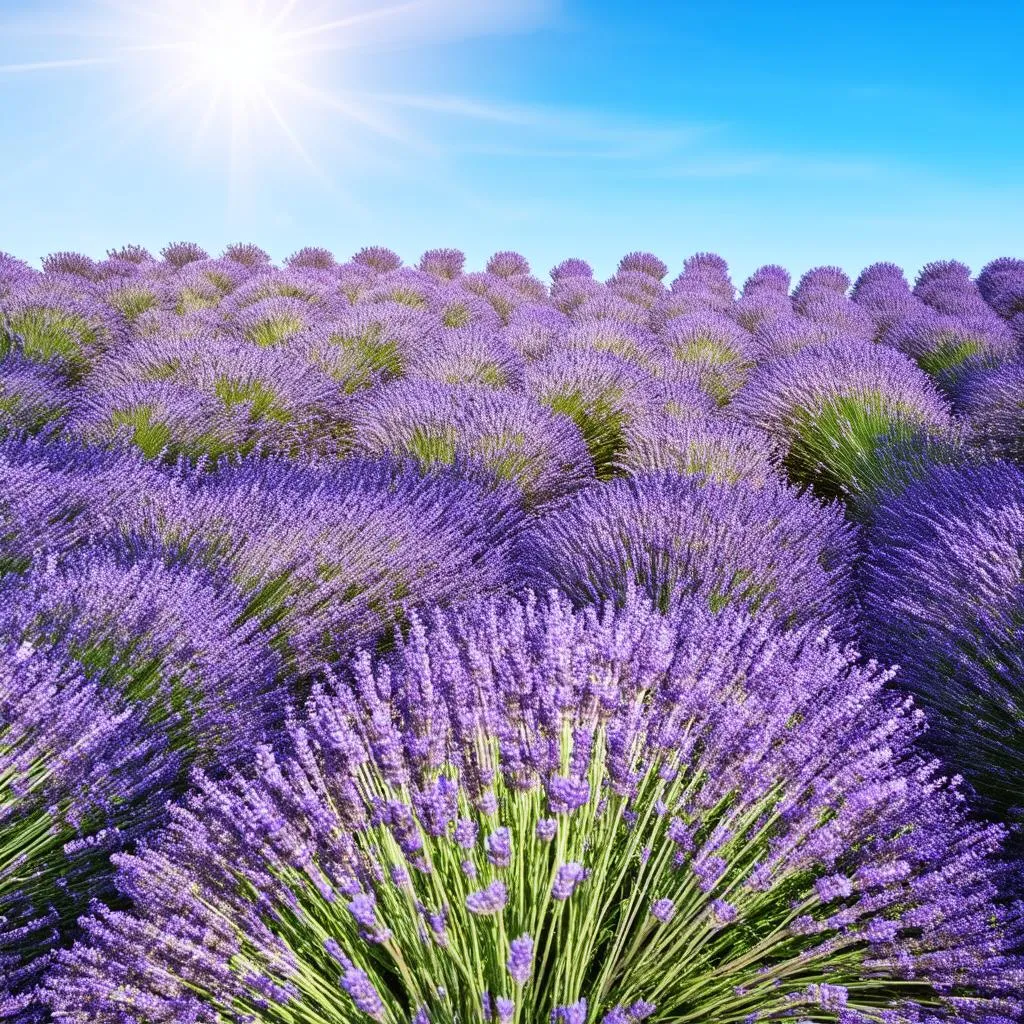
186, 3, 286, 93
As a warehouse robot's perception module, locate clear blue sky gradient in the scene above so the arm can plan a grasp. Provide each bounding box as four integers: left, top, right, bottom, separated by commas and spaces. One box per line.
2, 0, 1022, 284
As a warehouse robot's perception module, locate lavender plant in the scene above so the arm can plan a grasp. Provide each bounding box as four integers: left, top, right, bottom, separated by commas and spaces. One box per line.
519, 472, 856, 635
45, 590, 1024, 1023
732, 340, 954, 507
862, 460, 1024, 825
1, 640, 177, 1016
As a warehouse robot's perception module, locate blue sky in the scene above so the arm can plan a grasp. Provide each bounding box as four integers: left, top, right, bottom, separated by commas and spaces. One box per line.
1, 0, 1022, 284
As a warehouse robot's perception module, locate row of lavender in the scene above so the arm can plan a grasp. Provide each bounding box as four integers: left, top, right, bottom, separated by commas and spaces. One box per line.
1, 242, 1023, 1023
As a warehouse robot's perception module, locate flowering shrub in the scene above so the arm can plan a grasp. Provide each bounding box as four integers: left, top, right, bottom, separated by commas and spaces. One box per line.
45, 591, 1024, 1022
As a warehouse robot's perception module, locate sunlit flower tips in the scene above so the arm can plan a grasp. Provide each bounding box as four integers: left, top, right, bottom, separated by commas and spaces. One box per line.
741, 263, 790, 295
0, 639, 176, 1011
550, 257, 594, 281
792, 265, 851, 304
285, 246, 336, 270
159, 240, 210, 269
352, 246, 403, 273
417, 247, 466, 281
616, 251, 669, 280
863, 460, 1024, 825
222, 241, 272, 268
350, 379, 594, 504
47, 589, 1024, 1022
106, 243, 154, 265
41, 250, 99, 280
521, 471, 855, 630
733, 340, 954, 506
914, 258, 973, 291
616, 415, 783, 486
524, 350, 659, 478
486, 251, 531, 278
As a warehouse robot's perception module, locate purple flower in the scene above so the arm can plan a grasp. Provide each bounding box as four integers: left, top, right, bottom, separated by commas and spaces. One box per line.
465, 881, 508, 916
651, 898, 675, 922
552, 862, 589, 900
485, 827, 512, 868
552, 999, 588, 1024
507, 933, 534, 985
535, 818, 558, 842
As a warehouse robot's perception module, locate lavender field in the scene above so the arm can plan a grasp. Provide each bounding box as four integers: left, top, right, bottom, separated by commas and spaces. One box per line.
2, 242, 1024, 1023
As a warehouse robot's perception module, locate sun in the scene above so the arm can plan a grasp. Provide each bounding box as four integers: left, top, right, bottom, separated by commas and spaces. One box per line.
185, 3, 286, 94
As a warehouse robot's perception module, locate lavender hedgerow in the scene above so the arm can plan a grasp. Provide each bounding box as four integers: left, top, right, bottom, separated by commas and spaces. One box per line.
650, 372, 718, 421
459, 273, 531, 325
732, 339, 955, 507
797, 291, 876, 343
46, 589, 1024, 1022
140, 454, 523, 674
0, 434, 166, 576
550, 275, 604, 316
223, 267, 338, 310
160, 241, 209, 269
0, 277, 126, 383
0, 540, 284, 769
977, 256, 1024, 319
518, 472, 855, 634
616, 251, 669, 281
106, 243, 154, 265
1, 640, 177, 1014
614, 414, 784, 487
550, 257, 594, 281
572, 291, 651, 330
349, 380, 594, 505
418, 248, 466, 281
749, 314, 833, 362
429, 284, 504, 332
285, 246, 337, 271
503, 305, 572, 362
404, 326, 526, 389
222, 241, 272, 268
954, 357, 1024, 461
0, 351, 70, 435
741, 263, 790, 295
41, 251, 100, 280
670, 252, 735, 305
862, 460, 1024, 825
366, 268, 440, 311
885, 306, 1017, 385
353, 246, 403, 273
559, 320, 665, 370
606, 269, 668, 310
733, 289, 792, 333
486, 251, 532, 279
792, 265, 851, 305
523, 350, 660, 478
656, 311, 757, 405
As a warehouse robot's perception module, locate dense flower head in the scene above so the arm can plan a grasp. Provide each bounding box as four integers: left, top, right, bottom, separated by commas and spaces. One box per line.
733, 339, 955, 505
669, 253, 735, 308
651, 371, 718, 420
46, 589, 1024, 1023
741, 263, 790, 295
977, 256, 1024, 318
572, 291, 651, 329
285, 246, 337, 270
792, 266, 850, 309
505, 272, 550, 303
350, 379, 594, 504
366, 267, 440, 311
914, 259, 973, 292
851, 282, 922, 342
405, 325, 525, 388
733, 288, 792, 332
160, 240, 210, 269
656, 311, 756, 404
615, 414, 783, 486
561, 319, 664, 369
486, 251, 531, 278
797, 291, 876, 343
106, 243, 154, 265
221, 241, 272, 268
426, 284, 504, 332
862, 460, 1024, 825
550, 257, 594, 281
41, 251, 100, 280
418, 247, 466, 281
851, 261, 909, 298
519, 472, 855, 633
651, 281, 734, 325
0, 638, 177, 1011
138, 454, 522, 673
352, 246, 403, 273
95, 273, 170, 324
459, 272, 530, 324
550, 274, 605, 315
616, 251, 669, 280
503, 304, 572, 361
606, 268, 668, 309
524, 350, 660, 477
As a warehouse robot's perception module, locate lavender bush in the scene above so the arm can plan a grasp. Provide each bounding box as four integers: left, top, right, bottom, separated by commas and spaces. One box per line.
45, 591, 1024, 1023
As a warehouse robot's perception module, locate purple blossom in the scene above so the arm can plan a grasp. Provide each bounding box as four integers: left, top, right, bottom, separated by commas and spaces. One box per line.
465, 881, 508, 915
507, 934, 534, 985
651, 899, 675, 922
552, 862, 589, 900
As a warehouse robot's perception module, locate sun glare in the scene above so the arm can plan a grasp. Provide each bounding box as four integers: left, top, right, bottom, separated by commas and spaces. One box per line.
187, 6, 284, 93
